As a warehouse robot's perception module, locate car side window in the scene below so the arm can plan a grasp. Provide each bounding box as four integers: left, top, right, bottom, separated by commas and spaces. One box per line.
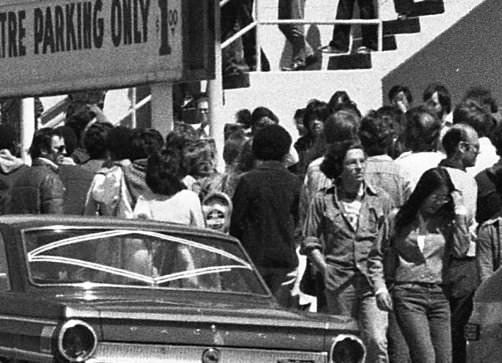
0, 234, 9, 290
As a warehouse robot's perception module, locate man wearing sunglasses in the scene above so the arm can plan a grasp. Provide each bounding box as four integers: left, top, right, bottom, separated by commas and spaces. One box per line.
8, 128, 65, 215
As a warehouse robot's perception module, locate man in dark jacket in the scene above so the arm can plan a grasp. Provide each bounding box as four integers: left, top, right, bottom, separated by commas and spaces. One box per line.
9, 128, 65, 214
54, 126, 94, 215
230, 124, 300, 307
0, 125, 27, 214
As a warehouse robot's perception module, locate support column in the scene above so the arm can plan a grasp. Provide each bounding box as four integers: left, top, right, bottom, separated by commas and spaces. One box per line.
20, 98, 35, 165
208, 0, 224, 171
150, 82, 173, 137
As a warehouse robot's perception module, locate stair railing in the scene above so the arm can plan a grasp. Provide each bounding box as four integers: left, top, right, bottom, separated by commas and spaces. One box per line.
220, 0, 384, 72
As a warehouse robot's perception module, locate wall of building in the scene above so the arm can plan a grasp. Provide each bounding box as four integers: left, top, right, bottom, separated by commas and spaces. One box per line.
382, 0, 500, 108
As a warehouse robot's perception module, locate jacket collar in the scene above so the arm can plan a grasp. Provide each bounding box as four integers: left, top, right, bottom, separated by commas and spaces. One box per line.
256, 160, 285, 170
330, 179, 378, 196
439, 157, 465, 171
32, 157, 59, 172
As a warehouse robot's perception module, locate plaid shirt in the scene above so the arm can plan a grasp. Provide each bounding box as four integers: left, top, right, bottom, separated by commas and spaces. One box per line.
364, 154, 413, 208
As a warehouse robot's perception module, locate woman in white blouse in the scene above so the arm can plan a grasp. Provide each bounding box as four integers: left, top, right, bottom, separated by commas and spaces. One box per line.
133, 148, 204, 227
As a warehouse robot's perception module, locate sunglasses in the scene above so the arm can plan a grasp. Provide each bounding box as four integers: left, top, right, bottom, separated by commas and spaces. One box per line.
54, 145, 66, 154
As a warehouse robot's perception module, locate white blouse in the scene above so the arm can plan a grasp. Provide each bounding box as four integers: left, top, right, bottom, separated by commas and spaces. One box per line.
133, 189, 205, 228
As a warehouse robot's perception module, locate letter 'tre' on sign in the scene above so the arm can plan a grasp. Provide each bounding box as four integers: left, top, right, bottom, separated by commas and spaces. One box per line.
0, 0, 215, 97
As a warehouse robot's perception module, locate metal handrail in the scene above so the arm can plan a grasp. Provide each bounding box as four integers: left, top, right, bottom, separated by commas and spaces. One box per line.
219, 0, 384, 70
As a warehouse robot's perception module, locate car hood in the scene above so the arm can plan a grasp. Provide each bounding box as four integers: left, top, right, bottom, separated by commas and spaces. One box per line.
62, 297, 358, 351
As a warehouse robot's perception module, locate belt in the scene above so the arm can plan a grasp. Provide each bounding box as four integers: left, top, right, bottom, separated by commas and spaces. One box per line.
395, 281, 443, 289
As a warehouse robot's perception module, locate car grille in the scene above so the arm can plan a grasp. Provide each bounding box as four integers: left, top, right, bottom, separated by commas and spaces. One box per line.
87, 342, 328, 363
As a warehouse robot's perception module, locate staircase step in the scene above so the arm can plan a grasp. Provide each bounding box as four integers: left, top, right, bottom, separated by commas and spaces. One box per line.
383, 17, 421, 35
223, 72, 250, 89
327, 54, 372, 70
408, 0, 445, 17
353, 35, 397, 51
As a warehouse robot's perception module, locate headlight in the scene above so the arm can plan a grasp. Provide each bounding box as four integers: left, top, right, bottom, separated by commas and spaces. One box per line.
57, 319, 97, 362
330, 334, 366, 363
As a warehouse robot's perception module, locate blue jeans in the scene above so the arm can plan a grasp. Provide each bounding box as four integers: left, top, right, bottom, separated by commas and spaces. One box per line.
278, 0, 313, 64
393, 283, 452, 363
331, 0, 378, 50
325, 274, 388, 363
388, 310, 411, 363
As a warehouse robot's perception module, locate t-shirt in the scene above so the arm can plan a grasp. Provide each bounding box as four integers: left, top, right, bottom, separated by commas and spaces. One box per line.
340, 187, 363, 230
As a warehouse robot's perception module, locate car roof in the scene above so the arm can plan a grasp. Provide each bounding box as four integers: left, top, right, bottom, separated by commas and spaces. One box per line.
0, 215, 235, 242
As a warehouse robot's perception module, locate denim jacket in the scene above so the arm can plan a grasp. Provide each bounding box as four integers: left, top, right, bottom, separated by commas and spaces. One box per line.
302, 181, 393, 293
477, 215, 502, 283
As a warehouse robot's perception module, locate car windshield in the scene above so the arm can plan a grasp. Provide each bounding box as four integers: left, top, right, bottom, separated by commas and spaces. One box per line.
23, 228, 268, 296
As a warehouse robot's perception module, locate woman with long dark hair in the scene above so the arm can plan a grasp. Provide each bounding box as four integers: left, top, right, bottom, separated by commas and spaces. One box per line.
388, 167, 470, 363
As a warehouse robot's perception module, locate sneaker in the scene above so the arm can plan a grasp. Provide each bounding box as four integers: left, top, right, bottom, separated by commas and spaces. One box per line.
281, 61, 307, 71
356, 46, 371, 54
319, 45, 348, 54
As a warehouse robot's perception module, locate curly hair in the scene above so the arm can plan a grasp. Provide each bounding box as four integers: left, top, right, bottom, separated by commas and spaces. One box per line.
359, 110, 395, 156
146, 149, 186, 196
82, 122, 113, 159
320, 140, 363, 179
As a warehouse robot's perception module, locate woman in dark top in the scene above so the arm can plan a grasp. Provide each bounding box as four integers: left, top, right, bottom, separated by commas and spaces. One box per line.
387, 167, 470, 363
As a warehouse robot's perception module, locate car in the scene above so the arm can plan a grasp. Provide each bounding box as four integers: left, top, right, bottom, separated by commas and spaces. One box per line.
0, 215, 365, 363
466, 265, 502, 363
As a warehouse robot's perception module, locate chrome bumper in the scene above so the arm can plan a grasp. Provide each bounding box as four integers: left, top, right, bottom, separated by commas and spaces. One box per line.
87, 342, 328, 363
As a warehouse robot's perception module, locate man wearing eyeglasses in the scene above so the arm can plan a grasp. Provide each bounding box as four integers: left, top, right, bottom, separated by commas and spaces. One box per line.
8, 128, 65, 215
438, 123, 479, 363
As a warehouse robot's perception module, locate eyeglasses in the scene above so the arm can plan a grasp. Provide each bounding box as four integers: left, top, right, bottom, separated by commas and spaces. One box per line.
462, 141, 480, 155
430, 193, 451, 205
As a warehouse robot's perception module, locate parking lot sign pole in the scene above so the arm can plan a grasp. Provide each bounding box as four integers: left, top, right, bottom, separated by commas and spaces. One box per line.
208, 0, 224, 170
151, 82, 173, 136
20, 98, 34, 165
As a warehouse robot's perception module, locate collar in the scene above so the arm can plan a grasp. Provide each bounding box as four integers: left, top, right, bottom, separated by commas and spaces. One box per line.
32, 157, 59, 172
256, 160, 285, 170
367, 154, 392, 161
331, 179, 378, 196
439, 157, 465, 171
113, 159, 132, 168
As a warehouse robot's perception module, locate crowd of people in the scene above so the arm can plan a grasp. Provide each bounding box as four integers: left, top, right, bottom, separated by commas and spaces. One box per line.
0, 82, 501, 363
